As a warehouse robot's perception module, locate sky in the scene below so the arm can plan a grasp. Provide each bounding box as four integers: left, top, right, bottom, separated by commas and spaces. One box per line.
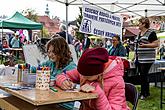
0, 0, 80, 21
0, 0, 164, 21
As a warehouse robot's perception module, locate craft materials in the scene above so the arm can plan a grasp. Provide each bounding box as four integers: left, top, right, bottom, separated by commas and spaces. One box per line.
50, 87, 58, 92
35, 66, 50, 90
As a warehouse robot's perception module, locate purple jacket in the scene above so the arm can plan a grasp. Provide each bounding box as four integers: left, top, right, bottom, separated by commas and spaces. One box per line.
56, 57, 130, 110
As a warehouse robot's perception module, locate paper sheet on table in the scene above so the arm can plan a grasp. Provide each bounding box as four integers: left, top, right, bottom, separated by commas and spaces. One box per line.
65, 84, 80, 92
65, 89, 80, 92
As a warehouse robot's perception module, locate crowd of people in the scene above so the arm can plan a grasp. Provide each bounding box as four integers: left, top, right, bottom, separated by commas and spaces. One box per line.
40, 36, 130, 110
0, 30, 30, 52
47, 17, 158, 109
34, 23, 132, 110
0, 17, 159, 110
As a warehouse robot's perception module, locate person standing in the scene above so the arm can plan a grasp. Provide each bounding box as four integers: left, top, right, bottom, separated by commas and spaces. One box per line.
56, 24, 73, 44
83, 34, 90, 51
10, 32, 20, 48
134, 17, 158, 99
10, 32, 21, 59
160, 44, 165, 59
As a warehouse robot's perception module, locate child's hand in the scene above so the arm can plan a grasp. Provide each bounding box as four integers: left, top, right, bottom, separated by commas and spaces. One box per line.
80, 84, 95, 93
61, 80, 74, 90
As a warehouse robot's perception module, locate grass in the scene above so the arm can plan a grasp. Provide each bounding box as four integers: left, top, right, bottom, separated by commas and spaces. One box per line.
136, 85, 165, 110
128, 51, 165, 110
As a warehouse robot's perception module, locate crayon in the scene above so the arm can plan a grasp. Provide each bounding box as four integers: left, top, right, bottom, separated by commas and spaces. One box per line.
50, 87, 58, 92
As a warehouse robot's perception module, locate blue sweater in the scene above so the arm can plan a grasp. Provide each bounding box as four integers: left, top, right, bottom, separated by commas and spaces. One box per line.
41, 60, 77, 80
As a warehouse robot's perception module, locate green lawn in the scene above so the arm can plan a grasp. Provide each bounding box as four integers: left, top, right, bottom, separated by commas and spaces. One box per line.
136, 85, 165, 110
128, 51, 164, 110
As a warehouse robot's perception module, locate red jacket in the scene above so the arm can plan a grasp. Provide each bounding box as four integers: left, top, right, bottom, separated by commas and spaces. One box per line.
56, 56, 130, 110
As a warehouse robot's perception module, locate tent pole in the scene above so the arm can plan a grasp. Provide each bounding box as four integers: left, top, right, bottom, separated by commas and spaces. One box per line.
65, 0, 69, 43
41, 28, 43, 38
1, 24, 3, 50
145, 9, 148, 17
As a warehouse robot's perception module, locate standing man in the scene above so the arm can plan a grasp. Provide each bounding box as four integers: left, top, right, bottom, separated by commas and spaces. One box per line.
134, 17, 158, 100
83, 34, 90, 51
10, 32, 20, 48
56, 24, 73, 44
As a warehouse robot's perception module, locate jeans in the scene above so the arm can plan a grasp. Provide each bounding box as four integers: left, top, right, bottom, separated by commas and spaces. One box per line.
138, 63, 153, 97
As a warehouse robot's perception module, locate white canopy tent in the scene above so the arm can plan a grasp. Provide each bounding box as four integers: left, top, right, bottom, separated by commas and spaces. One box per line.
47, 0, 165, 40
47, 0, 165, 17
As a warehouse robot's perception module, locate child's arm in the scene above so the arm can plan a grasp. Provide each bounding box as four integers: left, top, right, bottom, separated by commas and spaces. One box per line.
91, 84, 113, 110
90, 82, 126, 110
56, 69, 80, 89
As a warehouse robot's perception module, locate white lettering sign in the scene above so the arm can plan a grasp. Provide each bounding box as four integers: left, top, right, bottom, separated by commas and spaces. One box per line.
80, 5, 123, 38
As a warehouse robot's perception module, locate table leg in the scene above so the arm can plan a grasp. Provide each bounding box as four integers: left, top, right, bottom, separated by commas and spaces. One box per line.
1, 55, 3, 64
161, 77, 163, 109
161, 71, 164, 109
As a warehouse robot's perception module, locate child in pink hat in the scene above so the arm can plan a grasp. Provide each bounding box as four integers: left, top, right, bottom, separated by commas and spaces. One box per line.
56, 47, 130, 110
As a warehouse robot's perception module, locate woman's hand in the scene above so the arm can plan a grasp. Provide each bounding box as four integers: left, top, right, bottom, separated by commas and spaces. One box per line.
61, 80, 74, 90
80, 83, 95, 93
139, 43, 146, 48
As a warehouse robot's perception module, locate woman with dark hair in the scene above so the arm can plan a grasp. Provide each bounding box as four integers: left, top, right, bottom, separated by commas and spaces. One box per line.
134, 17, 158, 99
41, 36, 77, 110
42, 35, 77, 80
108, 35, 126, 57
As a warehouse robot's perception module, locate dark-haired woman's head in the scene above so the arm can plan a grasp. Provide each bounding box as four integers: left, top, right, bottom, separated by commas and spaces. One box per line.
112, 35, 120, 47
46, 36, 71, 68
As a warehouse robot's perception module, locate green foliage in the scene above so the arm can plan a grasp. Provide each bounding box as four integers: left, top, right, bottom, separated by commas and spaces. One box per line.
128, 51, 163, 110
21, 8, 39, 22
136, 86, 164, 110
75, 7, 84, 42
42, 27, 49, 38
52, 16, 60, 21
21, 8, 44, 38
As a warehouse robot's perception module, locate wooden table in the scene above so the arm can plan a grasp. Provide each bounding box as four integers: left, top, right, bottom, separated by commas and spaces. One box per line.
158, 67, 165, 109
0, 75, 97, 109
8, 48, 24, 61
0, 85, 97, 106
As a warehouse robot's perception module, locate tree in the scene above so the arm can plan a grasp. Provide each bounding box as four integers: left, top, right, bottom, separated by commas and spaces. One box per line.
52, 16, 60, 21
75, 7, 84, 42
42, 27, 49, 37
22, 8, 39, 22
21, 9, 49, 38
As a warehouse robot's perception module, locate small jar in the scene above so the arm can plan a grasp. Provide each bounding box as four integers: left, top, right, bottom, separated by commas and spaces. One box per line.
50, 78, 55, 87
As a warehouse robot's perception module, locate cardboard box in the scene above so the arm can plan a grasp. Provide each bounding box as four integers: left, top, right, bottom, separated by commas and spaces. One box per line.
23, 73, 36, 84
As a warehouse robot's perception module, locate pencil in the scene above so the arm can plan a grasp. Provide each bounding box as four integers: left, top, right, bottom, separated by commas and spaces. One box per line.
50, 87, 58, 92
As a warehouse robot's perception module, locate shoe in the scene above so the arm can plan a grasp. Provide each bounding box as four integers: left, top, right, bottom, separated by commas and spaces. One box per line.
140, 94, 150, 100
140, 95, 146, 100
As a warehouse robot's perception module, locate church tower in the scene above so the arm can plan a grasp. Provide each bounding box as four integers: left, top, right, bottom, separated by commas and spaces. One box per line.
45, 4, 50, 16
